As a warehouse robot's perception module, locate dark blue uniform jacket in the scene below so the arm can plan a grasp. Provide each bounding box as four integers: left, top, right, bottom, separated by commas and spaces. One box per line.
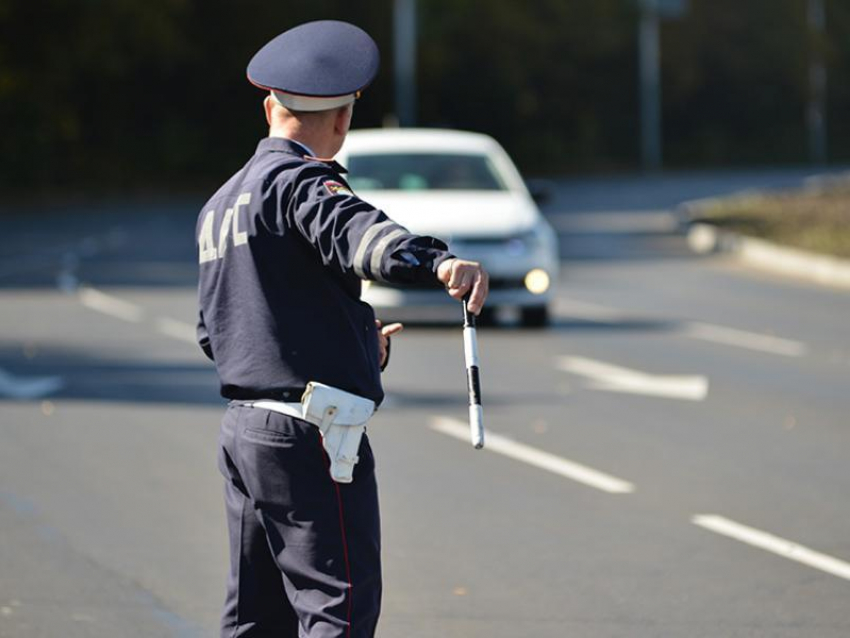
196, 137, 453, 406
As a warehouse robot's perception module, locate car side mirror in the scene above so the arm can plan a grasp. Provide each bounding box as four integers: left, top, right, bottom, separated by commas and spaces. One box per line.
525, 179, 553, 206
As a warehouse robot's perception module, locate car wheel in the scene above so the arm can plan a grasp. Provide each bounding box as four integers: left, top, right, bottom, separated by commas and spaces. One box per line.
520, 305, 549, 328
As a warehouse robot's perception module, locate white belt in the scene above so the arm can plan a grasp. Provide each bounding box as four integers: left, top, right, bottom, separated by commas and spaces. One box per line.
246, 382, 376, 483
250, 400, 304, 420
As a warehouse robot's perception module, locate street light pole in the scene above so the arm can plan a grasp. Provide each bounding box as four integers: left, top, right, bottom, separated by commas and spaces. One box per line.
394, 0, 418, 128
638, 0, 662, 172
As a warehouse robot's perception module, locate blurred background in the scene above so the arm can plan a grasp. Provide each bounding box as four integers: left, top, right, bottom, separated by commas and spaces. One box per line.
1, 0, 849, 196
1, 2, 850, 637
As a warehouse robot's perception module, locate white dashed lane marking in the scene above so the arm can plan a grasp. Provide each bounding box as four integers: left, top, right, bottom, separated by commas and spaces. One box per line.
431, 417, 635, 494
693, 515, 850, 582
78, 286, 144, 323
71, 287, 849, 587
75, 287, 197, 347
155, 317, 197, 344
554, 298, 809, 358
557, 356, 709, 401
683, 322, 807, 357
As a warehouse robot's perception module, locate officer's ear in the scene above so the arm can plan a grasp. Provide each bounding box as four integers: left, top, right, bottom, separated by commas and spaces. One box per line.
333, 104, 353, 136
263, 95, 275, 127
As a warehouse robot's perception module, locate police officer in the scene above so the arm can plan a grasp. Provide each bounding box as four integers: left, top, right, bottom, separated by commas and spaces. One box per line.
196, 20, 488, 638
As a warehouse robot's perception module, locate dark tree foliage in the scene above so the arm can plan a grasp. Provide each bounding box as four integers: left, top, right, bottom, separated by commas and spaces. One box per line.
824, 0, 850, 164
418, 0, 639, 173
0, 0, 393, 193
662, 0, 809, 164
0, 0, 847, 194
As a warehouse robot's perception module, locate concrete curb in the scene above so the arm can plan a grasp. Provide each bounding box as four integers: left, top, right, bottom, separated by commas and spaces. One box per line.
686, 222, 850, 290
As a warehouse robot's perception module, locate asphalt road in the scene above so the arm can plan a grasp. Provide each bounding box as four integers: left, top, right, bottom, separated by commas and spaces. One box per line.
1, 168, 849, 637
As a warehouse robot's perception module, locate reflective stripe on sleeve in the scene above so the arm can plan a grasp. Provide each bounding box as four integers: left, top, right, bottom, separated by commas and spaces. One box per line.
369, 229, 408, 282
353, 220, 397, 279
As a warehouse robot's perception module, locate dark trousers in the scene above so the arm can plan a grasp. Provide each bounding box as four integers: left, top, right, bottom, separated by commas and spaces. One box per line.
218, 403, 382, 637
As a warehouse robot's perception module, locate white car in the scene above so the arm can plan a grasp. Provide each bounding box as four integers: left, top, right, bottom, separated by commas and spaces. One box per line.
337, 128, 559, 327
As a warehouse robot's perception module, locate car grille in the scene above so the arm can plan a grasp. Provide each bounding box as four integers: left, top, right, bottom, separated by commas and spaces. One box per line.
449, 237, 509, 247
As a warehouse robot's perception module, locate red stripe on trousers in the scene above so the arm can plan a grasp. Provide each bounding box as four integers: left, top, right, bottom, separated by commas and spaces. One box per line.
320, 441, 353, 637
333, 480, 353, 638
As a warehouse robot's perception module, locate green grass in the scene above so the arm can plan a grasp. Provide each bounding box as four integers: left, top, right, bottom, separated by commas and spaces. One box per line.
694, 181, 850, 259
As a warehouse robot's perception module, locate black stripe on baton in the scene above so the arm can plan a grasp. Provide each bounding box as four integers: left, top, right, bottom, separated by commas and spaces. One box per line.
462, 299, 482, 407
466, 366, 482, 406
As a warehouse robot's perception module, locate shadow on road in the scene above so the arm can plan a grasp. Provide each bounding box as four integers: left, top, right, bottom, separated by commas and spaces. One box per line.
0, 205, 200, 290
0, 343, 222, 407
382, 388, 568, 409
386, 317, 678, 335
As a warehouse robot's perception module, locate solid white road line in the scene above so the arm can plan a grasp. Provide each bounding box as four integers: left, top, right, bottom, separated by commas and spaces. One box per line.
693, 515, 850, 582
683, 322, 807, 357
431, 417, 635, 494
78, 287, 144, 323
557, 356, 709, 401
155, 317, 197, 344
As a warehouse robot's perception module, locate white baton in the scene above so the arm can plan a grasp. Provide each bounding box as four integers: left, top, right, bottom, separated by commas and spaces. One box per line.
462, 298, 484, 449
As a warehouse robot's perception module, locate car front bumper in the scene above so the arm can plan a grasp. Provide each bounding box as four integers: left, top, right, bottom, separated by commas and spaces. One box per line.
363, 284, 552, 309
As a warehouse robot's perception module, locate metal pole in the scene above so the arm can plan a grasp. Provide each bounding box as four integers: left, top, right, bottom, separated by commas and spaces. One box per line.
639, 0, 662, 172
394, 0, 417, 127
807, 0, 828, 165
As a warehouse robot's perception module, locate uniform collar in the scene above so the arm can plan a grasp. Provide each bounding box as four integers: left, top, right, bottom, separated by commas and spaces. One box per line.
257, 136, 314, 157
257, 137, 348, 174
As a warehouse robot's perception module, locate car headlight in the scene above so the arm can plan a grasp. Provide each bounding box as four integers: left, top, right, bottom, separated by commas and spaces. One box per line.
524, 269, 550, 294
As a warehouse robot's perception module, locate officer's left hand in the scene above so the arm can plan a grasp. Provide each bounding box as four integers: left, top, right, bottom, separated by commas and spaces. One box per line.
376, 320, 404, 369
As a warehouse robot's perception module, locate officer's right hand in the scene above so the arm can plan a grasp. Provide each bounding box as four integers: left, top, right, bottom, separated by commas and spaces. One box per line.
437, 258, 489, 315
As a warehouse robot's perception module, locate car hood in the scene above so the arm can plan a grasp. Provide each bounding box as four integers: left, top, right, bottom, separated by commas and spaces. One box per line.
356, 191, 538, 238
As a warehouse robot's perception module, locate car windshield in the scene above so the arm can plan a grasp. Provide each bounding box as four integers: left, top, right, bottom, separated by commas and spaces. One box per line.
346, 153, 508, 191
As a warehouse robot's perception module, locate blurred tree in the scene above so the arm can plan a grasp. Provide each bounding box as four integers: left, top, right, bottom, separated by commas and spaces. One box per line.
0, 0, 392, 193
173, 0, 393, 184
825, 0, 850, 163
0, 0, 848, 195
0, 0, 199, 188
417, 0, 639, 173
661, 0, 810, 165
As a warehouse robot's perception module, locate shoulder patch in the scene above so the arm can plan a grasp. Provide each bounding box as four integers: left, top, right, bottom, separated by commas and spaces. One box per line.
324, 180, 354, 197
